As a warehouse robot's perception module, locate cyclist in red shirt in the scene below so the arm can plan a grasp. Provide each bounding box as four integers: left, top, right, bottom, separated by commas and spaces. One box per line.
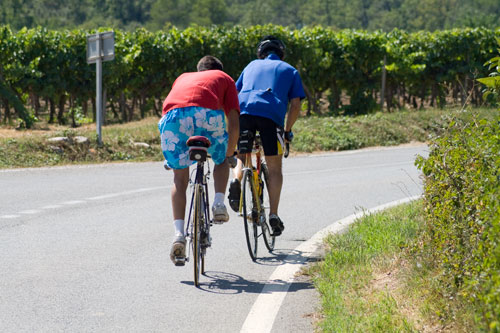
159, 56, 240, 265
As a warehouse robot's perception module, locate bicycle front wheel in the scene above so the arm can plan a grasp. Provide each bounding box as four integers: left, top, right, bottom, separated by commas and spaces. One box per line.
260, 163, 275, 251
242, 169, 258, 261
192, 184, 203, 287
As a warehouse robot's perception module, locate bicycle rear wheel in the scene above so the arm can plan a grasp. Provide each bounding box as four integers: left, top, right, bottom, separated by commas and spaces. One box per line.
242, 169, 258, 261
192, 184, 203, 286
260, 163, 275, 251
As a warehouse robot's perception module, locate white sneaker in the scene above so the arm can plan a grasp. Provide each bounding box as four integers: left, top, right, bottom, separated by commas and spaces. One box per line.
170, 235, 186, 266
212, 202, 229, 224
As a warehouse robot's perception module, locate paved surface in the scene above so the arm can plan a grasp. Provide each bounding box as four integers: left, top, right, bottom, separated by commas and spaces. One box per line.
0, 144, 427, 332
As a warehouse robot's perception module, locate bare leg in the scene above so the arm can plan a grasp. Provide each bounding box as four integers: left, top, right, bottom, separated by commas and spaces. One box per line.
264, 155, 283, 216
232, 155, 246, 181
213, 159, 229, 194
172, 168, 190, 220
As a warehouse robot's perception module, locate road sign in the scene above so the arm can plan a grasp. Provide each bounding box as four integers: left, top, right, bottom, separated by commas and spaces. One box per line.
87, 31, 115, 64
87, 31, 115, 145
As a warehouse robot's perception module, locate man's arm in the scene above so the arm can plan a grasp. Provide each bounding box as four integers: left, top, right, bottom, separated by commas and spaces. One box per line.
226, 108, 240, 157
285, 97, 301, 135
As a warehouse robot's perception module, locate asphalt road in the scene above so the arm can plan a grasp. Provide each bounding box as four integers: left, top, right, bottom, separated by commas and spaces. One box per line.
0, 144, 427, 332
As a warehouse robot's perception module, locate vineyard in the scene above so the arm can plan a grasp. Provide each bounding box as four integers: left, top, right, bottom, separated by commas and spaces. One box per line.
0, 25, 498, 128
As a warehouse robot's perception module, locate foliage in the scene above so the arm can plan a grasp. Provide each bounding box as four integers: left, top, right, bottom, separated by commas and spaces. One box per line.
0, 25, 498, 125
1, 0, 500, 31
415, 113, 500, 329
477, 37, 500, 108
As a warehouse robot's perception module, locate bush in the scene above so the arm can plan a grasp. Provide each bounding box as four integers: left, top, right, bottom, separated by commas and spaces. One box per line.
415, 114, 500, 329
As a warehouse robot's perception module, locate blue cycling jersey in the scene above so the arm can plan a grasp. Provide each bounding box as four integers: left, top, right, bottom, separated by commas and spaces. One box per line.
236, 54, 305, 127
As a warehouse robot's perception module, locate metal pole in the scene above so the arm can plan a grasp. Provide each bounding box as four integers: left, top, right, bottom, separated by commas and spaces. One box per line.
96, 35, 103, 146
380, 55, 386, 111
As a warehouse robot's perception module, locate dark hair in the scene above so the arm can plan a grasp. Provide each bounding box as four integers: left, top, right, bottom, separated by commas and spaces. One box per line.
256, 35, 286, 60
197, 55, 223, 71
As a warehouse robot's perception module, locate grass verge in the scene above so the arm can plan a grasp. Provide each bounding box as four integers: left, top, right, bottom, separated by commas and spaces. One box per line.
0, 107, 496, 168
310, 200, 478, 332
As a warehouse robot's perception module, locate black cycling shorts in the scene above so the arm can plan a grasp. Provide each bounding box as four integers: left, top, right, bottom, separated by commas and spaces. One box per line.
238, 114, 285, 156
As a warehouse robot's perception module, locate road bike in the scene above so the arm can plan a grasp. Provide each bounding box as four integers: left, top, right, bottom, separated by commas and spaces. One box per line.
237, 132, 281, 261
184, 135, 213, 287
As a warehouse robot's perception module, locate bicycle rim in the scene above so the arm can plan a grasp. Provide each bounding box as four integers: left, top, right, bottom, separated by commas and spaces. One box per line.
242, 170, 258, 261
193, 185, 202, 286
261, 164, 275, 251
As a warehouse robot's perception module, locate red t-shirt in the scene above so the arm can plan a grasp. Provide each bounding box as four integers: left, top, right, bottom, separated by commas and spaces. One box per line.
162, 70, 240, 116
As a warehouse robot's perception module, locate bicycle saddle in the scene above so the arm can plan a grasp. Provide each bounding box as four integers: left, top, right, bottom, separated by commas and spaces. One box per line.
187, 136, 211, 148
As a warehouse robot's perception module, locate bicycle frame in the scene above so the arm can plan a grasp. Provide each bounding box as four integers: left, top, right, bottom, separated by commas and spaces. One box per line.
239, 138, 264, 217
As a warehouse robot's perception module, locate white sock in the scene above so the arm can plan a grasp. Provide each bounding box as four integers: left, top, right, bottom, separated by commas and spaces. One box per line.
213, 192, 224, 205
173, 219, 184, 237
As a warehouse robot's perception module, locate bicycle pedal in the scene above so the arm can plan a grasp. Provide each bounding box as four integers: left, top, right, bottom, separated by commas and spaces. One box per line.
174, 257, 186, 266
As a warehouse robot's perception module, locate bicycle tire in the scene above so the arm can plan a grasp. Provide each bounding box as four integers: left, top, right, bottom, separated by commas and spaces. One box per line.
193, 184, 203, 286
260, 163, 275, 251
200, 185, 210, 275
242, 169, 258, 261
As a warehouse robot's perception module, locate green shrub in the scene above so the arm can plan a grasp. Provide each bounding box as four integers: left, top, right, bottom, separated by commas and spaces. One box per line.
415, 114, 500, 329
477, 37, 500, 109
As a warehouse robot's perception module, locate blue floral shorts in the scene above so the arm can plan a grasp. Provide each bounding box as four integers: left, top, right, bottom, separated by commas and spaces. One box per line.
158, 106, 228, 169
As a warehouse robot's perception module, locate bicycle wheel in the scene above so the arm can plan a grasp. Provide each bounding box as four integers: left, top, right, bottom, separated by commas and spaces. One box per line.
192, 184, 203, 286
260, 163, 275, 251
242, 169, 258, 261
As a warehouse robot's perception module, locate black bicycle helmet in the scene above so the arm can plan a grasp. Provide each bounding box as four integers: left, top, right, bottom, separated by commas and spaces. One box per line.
256, 35, 285, 60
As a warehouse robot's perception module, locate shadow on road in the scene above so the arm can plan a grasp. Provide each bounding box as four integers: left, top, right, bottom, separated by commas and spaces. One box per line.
180, 248, 322, 294
181, 271, 314, 294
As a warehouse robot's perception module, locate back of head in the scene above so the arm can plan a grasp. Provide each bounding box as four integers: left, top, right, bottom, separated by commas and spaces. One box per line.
197, 55, 224, 72
256, 35, 286, 60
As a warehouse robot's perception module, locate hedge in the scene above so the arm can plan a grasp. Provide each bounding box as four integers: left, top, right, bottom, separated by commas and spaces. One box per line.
0, 25, 499, 127
416, 114, 500, 329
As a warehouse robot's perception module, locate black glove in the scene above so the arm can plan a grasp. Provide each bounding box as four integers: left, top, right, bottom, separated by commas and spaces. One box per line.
284, 131, 294, 142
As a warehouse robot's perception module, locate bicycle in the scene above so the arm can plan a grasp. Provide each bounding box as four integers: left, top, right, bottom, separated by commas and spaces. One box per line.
236, 131, 290, 261
181, 135, 213, 287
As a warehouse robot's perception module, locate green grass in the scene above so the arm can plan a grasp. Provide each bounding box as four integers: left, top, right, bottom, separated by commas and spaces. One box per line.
0, 107, 496, 168
0, 118, 163, 168
311, 200, 478, 332
293, 107, 496, 152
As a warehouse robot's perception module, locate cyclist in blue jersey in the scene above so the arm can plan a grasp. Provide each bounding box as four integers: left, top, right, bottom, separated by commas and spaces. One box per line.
228, 35, 305, 236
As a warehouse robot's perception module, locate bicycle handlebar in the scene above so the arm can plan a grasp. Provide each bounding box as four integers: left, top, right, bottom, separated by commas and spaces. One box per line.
284, 142, 290, 158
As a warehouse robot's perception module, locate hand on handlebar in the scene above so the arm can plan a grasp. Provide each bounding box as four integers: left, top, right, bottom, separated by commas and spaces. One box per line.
226, 152, 238, 168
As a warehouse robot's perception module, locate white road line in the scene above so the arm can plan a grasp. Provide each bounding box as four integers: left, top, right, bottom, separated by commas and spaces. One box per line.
2, 186, 170, 220
19, 210, 41, 215
86, 186, 168, 201
285, 161, 411, 176
0, 215, 21, 219
240, 195, 421, 333
62, 200, 86, 205
41, 205, 63, 209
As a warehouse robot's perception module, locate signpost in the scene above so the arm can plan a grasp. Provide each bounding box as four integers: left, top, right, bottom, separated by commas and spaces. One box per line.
87, 31, 115, 145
